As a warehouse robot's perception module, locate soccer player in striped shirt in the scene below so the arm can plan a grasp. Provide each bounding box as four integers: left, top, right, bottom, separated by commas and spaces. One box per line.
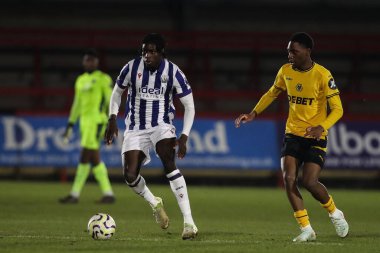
105, 33, 198, 240
235, 32, 349, 242
60, 49, 115, 204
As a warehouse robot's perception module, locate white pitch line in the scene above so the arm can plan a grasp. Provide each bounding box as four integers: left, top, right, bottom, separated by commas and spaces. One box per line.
1, 235, 344, 246
2, 235, 81, 240
2, 234, 251, 243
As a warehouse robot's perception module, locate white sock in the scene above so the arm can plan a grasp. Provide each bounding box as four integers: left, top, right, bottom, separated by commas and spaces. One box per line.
301, 224, 314, 231
330, 209, 343, 218
167, 169, 194, 225
70, 192, 79, 198
127, 175, 158, 207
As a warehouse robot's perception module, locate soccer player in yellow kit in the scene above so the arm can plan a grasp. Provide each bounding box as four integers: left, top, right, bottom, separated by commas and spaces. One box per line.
235, 32, 349, 242
59, 49, 115, 204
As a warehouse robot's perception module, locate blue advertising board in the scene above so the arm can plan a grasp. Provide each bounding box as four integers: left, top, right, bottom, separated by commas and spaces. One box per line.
2, 116, 377, 170
0, 116, 279, 170
326, 122, 380, 169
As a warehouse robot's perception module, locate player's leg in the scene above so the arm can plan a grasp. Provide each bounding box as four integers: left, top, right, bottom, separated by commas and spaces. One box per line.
60, 121, 112, 203
156, 137, 198, 239
122, 129, 169, 229
83, 122, 115, 203
281, 156, 304, 211
281, 134, 316, 242
302, 162, 330, 204
59, 120, 95, 203
123, 150, 169, 229
303, 148, 349, 238
123, 149, 155, 203
59, 148, 91, 203
90, 149, 115, 204
281, 155, 316, 242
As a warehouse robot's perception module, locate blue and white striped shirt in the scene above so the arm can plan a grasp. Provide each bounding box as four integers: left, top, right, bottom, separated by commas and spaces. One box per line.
116, 57, 192, 130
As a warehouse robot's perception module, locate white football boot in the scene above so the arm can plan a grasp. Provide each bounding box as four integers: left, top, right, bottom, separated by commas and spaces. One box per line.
329, 209, 349, 238
293, 225, 316, 242
151, 197, 169, 229
182, 223, 198, 240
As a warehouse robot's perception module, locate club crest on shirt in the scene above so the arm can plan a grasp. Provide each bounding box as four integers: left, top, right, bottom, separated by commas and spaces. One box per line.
137, 73, 142, 79
161, 74, 168, 83
296, 83, 303, 92
82, 82, 92, 91
328, 78, 337, 90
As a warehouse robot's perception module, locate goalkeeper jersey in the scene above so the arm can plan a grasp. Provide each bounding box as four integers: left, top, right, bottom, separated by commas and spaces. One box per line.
68, 70, 112, 124
253, 62, 343, 138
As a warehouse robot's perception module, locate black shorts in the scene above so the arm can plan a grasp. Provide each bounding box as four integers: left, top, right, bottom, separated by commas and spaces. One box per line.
280, 133, 327, 168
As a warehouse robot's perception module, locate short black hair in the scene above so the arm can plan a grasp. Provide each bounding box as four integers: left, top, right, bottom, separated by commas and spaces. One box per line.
84, 48, 98, 58
289, 32, 314, 50
142, 33, 166, 54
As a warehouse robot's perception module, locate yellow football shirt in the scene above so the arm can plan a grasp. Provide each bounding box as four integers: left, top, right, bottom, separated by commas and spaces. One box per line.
253, 62, 343, 138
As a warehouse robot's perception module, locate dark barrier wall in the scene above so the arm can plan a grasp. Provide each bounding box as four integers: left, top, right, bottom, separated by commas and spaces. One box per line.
1, 116, 379, 170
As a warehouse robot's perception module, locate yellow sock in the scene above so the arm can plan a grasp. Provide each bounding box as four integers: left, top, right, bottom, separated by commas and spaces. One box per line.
93, 162, 113, 195
321, 195, 337, 214
71, 163, 91, 196
294, 209, 310, 228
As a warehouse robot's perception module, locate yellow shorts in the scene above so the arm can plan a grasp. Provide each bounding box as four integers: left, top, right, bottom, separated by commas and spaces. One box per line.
80, 121, 106, 149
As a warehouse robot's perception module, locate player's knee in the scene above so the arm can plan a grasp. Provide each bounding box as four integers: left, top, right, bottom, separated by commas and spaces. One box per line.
302, 178, 318, 191
123, 169, 138, 184
283, 173, 297, 187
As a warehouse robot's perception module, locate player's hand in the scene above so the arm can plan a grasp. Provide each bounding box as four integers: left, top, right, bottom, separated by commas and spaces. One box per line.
62, 123, 74, 144
234, 111, 257, 128
104, 116, 118, 145
176, 134, 188, 159
304, 125, 324, 140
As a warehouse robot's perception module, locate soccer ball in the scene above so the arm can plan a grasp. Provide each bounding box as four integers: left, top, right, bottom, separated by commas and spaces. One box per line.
87, 213, 116, 240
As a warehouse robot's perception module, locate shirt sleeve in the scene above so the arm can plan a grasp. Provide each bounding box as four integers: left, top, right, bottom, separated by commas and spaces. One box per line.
68, 77, 81, 124
103, 74, 113, 116
109, 83, 125, 117
320, 72, 343, 130
115, 62, 131, 89
252, 67, 285, 115
173, 67, 192, 98
179, 93, 195, 136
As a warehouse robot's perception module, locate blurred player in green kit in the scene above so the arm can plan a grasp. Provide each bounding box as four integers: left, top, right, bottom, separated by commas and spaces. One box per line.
59, 49, 115, 204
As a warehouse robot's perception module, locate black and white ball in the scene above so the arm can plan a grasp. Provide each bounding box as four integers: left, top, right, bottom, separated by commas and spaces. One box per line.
87, 213, 116, 240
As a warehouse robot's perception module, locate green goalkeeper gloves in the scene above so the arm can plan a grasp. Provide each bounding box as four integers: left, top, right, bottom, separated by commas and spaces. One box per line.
62, 123, 74, 144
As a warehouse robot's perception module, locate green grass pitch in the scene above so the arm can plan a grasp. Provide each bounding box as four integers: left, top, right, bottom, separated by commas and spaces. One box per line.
0, 180, 379, 253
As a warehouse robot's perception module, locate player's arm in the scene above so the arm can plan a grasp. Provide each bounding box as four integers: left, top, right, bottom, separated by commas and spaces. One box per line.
67, 81, 80, 125
305, 74, 343, 139
105, 63, 130, 144
235, 85, 283, 128
104, 84, 124, 145
235, 66, 286, 128
63, 80, 80, 142
103, 75, 113, 116
177, 93, 195, 159
252, 85, 283, 115
320, 94, 343, 130
305, 94, 343, 139
172, 67, 194, 159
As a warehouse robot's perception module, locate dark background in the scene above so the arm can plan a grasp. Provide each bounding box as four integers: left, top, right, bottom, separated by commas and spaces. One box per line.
1, 0, 380, 187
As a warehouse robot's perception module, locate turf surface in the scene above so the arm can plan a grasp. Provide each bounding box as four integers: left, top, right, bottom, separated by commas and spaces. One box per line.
0, 181, 379, 253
